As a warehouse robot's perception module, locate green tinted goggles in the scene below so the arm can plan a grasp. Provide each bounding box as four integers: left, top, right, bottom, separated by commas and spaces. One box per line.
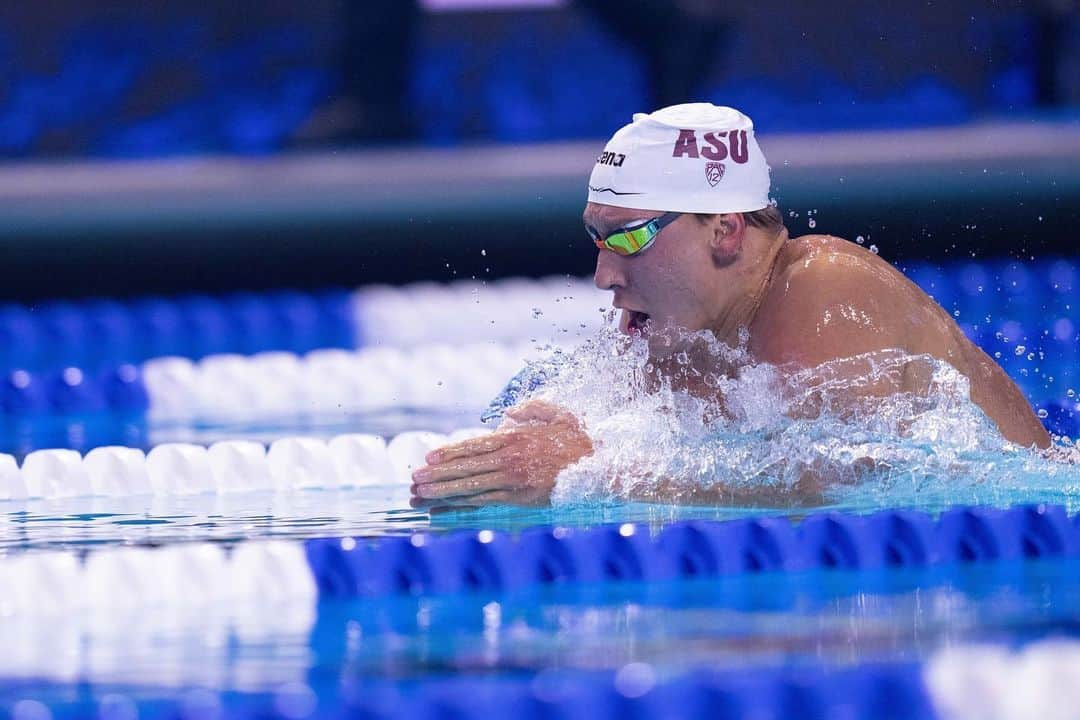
587, 212, 682, 256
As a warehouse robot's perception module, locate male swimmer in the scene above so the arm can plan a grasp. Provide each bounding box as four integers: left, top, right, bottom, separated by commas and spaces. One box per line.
411, 103, 1050, 508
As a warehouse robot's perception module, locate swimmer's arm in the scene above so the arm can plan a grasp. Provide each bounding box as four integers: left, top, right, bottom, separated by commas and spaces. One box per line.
753, 257, 1049, 447
618, 471, 825, 507
410, 401, 593, 507
412, 400, 833, 508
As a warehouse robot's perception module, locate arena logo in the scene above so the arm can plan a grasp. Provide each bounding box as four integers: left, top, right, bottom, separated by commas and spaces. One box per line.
596, 151, 627, 167
671, 129, 749, 163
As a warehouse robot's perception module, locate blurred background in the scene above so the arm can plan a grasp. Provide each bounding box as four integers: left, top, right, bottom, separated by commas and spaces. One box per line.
0, 0, 1077, 300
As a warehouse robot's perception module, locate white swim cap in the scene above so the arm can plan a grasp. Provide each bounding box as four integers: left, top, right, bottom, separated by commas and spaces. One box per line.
587, 103, 771, 214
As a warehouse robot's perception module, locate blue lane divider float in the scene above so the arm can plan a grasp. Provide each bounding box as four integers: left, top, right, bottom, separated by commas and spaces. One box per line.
0, 343, 543, 423
0, 260, 1076, 433
0, 257, 1075, 374
0, 289, 355, 372
0, 662, 936, 720
0, 365, 150, 417
305, 504, 1079, 599
0, 276, 607, 375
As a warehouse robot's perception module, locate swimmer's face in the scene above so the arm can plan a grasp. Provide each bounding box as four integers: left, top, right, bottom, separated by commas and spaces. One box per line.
585, 202, 721, 335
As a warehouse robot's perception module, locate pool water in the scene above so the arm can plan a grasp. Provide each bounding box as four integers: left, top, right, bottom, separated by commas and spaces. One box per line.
1, 262, 1079, 719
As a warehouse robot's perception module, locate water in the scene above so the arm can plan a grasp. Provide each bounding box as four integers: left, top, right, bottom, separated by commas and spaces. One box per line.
2, 268, 1080, 717
499, 321, 1080, 512
4, 559, 1078, 695
0, 488, 422, 552
3, 315, 1078, 553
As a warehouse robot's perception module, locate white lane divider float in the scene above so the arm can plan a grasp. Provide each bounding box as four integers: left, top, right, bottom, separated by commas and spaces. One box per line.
147, 443, 215, 496
0, 540, 316, 687
926, 640, 1080, 720
0, 540, 315, 618
267, 437, 340, 491
22, 448, 90, 499
84, 445, 149, 497
207, 440, 273, 493
0, 425, 492, 501
352, 274, 608, 348
328, 434, 395, 487
0, 452, 26, 501
141, 339, 561, 422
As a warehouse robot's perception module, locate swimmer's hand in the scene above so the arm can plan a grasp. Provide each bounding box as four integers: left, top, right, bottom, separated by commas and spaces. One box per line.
410, 400, 592, 509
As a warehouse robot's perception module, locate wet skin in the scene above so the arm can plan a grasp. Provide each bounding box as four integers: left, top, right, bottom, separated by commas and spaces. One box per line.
411, 203, 1051, 508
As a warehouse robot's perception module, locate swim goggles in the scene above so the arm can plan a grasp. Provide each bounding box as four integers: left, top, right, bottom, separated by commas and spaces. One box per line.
586, 212, 682, 256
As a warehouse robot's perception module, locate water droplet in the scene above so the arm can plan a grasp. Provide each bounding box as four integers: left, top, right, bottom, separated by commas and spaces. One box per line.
1037, 408, 1048, 419
1067, 388, 1076, 398
480, 249, 487, 256
869, 244, 879, 254
855, 235, 865, 244
1027, 352, 1035, 361
532, 308, 543, 319
953, 310, 960, 317
808, 218, 817, 229
1014, 345, 1026, 356
994, 351, 1002, 358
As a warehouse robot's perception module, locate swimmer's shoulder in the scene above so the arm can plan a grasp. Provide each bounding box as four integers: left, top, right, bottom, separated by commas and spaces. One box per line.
780, 234, 891, 272
752, 234, 910, 364
780, 234, 963, 326
772, 234, 901, 295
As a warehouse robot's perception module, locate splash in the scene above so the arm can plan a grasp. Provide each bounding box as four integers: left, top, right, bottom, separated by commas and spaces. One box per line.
500, 316, 1080, 512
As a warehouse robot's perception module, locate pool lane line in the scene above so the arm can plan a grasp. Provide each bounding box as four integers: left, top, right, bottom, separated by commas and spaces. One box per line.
305, 504, 1079, 598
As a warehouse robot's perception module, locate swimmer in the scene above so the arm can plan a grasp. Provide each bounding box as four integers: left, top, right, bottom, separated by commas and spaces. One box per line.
411, 103, 1050, 508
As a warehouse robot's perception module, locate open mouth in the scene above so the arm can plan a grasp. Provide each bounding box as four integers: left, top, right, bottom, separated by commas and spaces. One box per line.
622, 309, 651, 335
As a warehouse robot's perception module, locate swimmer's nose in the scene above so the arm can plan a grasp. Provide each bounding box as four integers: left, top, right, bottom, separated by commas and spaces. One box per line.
594, 250, 625, 291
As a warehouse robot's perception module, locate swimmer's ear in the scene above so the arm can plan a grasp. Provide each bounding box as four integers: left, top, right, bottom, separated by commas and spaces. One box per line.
709, 212, 745, 266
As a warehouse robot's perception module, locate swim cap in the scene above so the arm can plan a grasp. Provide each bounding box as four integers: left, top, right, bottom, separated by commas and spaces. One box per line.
587, 103, 771, 214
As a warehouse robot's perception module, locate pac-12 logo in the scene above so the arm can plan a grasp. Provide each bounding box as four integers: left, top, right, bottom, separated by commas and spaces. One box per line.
705, 162, 725, 186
